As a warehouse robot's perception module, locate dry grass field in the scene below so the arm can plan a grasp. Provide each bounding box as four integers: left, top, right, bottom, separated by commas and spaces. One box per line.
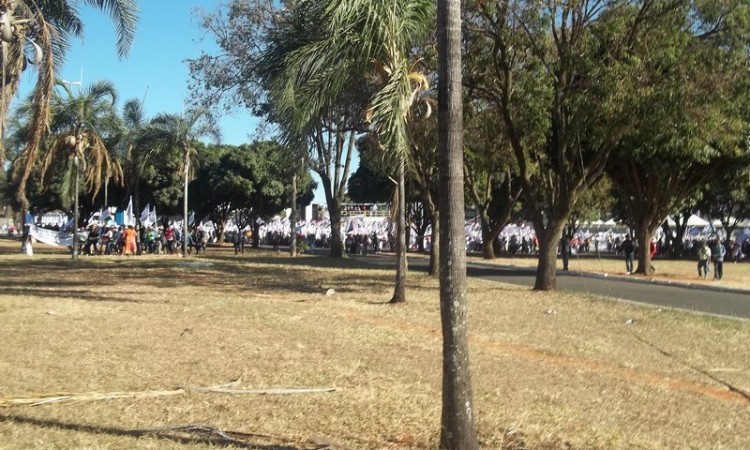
0, 239, 748, 449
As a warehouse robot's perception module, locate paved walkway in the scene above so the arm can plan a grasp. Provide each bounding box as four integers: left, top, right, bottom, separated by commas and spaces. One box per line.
360, 254, 750, 320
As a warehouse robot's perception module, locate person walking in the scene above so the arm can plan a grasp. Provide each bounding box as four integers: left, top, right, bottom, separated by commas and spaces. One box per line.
122, 225, 138, 256
711, 238, 726, 280
621, 235, 635, 274
560, 233, 571, 271
697, 241, 711, 279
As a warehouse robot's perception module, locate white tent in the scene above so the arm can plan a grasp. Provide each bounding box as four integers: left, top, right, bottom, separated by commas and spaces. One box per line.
665, 214, 710, 227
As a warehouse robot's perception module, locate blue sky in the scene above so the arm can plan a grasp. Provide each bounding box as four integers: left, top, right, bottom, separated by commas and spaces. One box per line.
23, 0, 258, 146
16, 1, 337, 204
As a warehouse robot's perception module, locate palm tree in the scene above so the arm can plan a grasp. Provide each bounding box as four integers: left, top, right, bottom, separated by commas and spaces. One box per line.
141, 108, 220, 256
436, 0, 478, 448
39, 80, 124, 260
267, 0, 434, 303
4, 0, 138, 214
120, 97, 149, 219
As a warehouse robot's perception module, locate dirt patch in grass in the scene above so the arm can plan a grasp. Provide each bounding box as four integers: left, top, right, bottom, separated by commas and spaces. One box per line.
0, 239, 748, 449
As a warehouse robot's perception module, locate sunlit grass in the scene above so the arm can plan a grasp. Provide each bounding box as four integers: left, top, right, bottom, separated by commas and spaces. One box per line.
0, 239, 748, 449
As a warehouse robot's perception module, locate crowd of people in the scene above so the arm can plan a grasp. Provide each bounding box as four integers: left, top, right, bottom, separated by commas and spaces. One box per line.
74, 223, 212, 256
15, 213, 750, 275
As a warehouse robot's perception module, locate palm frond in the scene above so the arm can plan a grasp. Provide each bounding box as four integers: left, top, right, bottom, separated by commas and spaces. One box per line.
81, 0, 139, 59
13, 7, 55, 210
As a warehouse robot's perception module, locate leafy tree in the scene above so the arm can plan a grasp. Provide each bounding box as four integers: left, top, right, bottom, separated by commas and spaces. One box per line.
186, 0, 276, 116
695, 147, 750, 241
567, 176, 616, 233
141, 152, 183, 215
462, 0, 671, 290
463, 105, 522, 259
346, 163, 392, 204
607, 1, 750, 274
5, 0, 138, 213
404, 99, 441, 274
244, 140, 314, 246
188, 144, 233, 238
189, 141, 314, 243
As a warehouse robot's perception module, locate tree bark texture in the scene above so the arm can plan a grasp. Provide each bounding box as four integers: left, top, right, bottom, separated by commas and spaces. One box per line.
290, 172, 297, 257
429, 210, 440, 277
479, 208, 495, 259
72, 154, 80, 261
390, 156, 407, 303
533, 221, 566, 291
437, 0, 478, 448
635, 220, 656, 275
182, 144, 190, 257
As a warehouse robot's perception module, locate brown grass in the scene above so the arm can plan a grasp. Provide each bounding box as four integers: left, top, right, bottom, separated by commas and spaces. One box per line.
0, 239, 748, 449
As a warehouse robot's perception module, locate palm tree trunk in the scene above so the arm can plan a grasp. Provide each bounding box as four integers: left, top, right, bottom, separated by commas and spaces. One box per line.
437, 0, 478, 447
390, 156, 407, 303
72, 155, 80, 261
182, 144, 189, 257
290, 172, 297, 257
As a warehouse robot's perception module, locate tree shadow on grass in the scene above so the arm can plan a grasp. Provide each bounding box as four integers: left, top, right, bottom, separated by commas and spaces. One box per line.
0, 249, 401, 301
0, 414, 311, 449
0, 287, 155, 304
194, 253, 397, 296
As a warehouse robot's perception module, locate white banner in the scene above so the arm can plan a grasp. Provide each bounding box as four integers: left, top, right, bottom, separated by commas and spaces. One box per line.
28, 224, 87, 247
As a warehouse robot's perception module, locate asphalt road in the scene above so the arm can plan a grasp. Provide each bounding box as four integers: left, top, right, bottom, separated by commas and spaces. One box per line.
360, 254, 750, 320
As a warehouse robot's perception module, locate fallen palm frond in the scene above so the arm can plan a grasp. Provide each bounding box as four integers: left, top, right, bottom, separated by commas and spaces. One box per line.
134, 424, 355, 450
0, 389, 186, 407
0, 381, 337, 408
136, 424, 315, 449
182, 386, 338, 395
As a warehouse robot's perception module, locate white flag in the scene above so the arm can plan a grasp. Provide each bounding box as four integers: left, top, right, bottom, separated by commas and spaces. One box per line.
140, 203, 150, 223
149, 205, 157, 225
125, 196, 135, 226
99, 208, 112, 225
60, 215, 75, 232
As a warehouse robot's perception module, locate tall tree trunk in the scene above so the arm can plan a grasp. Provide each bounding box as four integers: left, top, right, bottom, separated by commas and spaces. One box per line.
635, 219, 656, 275
320, 174, 344, 258
429, 209, 440, 277
252, 221, 260, 248
437, 0, 478, 448
390, 156, 407, 303
479, 207, 495, 259
133, 170, 142, 255
534, 214, 567, 291
290, 172, 297, 257
328, 204, 343, 257
72, 154, 80, 261
535, 230, 560, 291
182, 145, 189, 257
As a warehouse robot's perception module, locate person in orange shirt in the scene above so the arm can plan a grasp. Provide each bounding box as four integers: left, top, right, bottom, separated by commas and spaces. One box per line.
123, 225, 138, 256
